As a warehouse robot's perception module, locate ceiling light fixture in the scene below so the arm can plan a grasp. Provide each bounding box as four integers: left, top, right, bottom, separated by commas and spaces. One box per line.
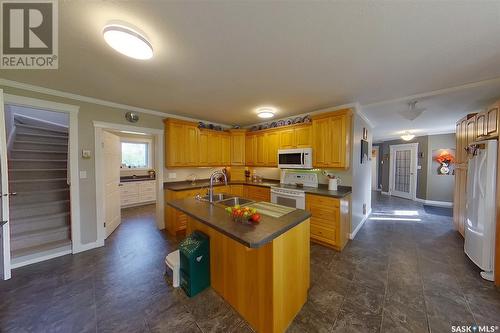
256, 107, 276, 119
103, 23, 153, 60
401, 131, 415, 141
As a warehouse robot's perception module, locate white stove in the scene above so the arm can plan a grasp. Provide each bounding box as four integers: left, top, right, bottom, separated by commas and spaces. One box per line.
270, 172, 318, 209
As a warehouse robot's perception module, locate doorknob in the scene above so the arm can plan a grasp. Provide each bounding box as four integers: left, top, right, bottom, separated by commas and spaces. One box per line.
1, 193, 16, 197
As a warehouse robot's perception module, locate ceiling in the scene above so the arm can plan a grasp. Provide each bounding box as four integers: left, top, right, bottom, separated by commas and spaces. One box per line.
1, 1, 500, 136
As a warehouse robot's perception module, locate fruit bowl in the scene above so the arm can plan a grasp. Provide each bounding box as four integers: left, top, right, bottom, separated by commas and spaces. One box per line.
225, 205, 261, 225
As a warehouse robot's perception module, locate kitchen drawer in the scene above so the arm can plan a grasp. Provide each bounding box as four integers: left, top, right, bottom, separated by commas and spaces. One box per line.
121, 196, 139, 206
310, 216, 336, 229
120, 183, 139, 195
307, 204, 339, 221
140, 193, 156, 202
139, 181, 155, 191
140, 187, 156, 195
306, 194, 340, 208
311, 224, 336, 242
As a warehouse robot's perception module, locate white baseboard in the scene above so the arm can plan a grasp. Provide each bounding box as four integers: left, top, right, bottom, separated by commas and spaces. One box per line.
415, 198, 453, 208
72, 239, 105, 254
349, 208, 372, 240
11, 246, 72, 269
381, 191, 390, 195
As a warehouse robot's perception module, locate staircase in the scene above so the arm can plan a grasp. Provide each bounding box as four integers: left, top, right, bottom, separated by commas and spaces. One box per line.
8, 115, 71, 267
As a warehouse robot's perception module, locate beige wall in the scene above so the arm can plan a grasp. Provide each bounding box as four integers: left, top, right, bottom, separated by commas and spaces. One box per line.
1, 85, 164, 245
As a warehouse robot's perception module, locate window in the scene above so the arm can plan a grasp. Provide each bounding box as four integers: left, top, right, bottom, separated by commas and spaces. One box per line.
121, 142, 149, 169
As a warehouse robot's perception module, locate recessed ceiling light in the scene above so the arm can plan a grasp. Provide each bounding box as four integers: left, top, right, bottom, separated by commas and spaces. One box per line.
256, 107, 276, 119
103, 23, 153, 60
401, 131, 415, 141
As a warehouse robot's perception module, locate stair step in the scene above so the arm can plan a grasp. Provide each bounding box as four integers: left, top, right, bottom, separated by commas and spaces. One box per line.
14, 141, 68, 146
11, 189, 70, 205
12, 211, 70, 225
13, 141, 68, 152
9, 178, 68, 192
15, 133, 68, 144
11, 200, 70, 220
11, 239, 71, 260
15, 123, 68, 136
9, 149, 68, 160
9, 159, 67, 169
9, 169, 67, 180
11, 225, 70, 252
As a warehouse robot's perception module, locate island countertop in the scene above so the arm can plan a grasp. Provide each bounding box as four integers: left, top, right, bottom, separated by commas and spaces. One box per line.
167, 197, 311, 248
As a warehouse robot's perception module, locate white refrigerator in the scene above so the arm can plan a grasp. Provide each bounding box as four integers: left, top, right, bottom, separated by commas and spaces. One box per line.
464, 139, 498, 281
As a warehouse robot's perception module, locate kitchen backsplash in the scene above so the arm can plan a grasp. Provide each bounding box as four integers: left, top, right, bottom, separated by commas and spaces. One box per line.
163, 167, 221, 182
250, 167, 352, 186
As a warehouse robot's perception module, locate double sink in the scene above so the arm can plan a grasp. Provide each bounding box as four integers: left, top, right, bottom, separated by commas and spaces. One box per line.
198, 193, 254, 207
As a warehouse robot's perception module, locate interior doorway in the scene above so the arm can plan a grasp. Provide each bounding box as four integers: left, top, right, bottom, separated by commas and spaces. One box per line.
0, 92, 80, 279
94, 122, 164, 244
389, 143, 418, 200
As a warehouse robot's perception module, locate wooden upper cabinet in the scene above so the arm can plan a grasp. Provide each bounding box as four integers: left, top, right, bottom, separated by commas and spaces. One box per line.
486, 106, 499, 137
266, 132, 280, 165
198, 130, 209, 165
279, 129, 295, 149
466, 116, 476, 146
229, 130, 246, 165
255, 133, 266, 166
475, 113, 486, 140
312, 109, 351, 169
165, 118, 199, 167
221, 134, 231, 165
245, 134, 256, 166
294, 125, 312, 148
312, 117, 331, 167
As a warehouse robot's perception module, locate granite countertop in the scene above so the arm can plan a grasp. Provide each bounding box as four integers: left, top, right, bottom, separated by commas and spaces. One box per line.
168, 198, 311, 248
120, 176, 156, 183
164, 179, 352, 198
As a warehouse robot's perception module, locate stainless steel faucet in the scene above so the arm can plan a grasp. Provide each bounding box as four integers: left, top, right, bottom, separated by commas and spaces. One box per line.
208, 170, 228, 203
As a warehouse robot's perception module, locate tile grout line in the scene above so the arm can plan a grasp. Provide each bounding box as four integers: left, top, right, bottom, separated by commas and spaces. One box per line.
379, 240, 393, 333
415, 239, 433, 333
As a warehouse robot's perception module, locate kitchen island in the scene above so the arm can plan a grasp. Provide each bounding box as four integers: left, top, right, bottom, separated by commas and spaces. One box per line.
168, 197, 311, 333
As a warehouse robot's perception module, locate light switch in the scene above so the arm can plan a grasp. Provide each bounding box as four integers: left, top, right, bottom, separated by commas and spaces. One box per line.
82, 150, 91, 159
79, 171, 87, 179
168, 173, 176, 179
417, 165, 422, 170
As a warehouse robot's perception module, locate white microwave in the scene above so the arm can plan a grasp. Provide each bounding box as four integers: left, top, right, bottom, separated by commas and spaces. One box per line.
277, 148, 313, 169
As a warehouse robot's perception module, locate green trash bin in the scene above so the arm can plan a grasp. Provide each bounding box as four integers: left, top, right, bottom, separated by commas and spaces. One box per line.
179, 231, 210, 297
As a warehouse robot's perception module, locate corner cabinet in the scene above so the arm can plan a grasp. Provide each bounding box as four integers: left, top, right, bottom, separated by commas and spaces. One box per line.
312, 109, 352, 169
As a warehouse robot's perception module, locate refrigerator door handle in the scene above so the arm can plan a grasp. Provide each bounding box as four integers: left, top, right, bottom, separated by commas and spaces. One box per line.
477, 152, 486, 198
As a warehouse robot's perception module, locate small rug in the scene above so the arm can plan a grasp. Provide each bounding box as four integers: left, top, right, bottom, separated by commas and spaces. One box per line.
423, 205, 453, 217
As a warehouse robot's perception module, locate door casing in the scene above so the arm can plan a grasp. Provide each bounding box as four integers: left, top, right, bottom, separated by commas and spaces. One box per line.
389, 143, 419, 200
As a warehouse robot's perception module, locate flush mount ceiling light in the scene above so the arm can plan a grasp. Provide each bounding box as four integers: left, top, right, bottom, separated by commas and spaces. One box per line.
401, 131, 415, 141
103, 23, 153, 60
256, 107, 276, 119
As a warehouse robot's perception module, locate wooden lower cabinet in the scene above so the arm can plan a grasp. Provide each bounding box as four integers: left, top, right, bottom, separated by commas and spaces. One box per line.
229, 184, 244, 197
165, 188, 203, 235
244, 185, 271, 202
186, 216, 310, 333
306, 194, 350, 251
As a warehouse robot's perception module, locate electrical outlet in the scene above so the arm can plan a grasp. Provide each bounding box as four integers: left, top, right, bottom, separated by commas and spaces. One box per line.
82, 150, 91, 159
79, 171, 87, 179
168, 173, 176, 179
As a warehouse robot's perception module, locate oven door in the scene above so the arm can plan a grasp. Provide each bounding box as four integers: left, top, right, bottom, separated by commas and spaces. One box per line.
270, 189, 305, 209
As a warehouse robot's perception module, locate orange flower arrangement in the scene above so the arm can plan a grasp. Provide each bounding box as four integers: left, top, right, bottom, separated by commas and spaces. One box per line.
435, 151, 455, 164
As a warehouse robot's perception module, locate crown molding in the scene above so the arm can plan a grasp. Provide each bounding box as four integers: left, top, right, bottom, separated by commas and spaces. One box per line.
0, 78, 230, 127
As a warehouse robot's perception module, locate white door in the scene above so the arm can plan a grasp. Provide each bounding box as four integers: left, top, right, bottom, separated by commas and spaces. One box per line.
0, 90, 11, 280
371, 146, 379, 190
103, 131, 121, 238
389, 143, 418, 200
